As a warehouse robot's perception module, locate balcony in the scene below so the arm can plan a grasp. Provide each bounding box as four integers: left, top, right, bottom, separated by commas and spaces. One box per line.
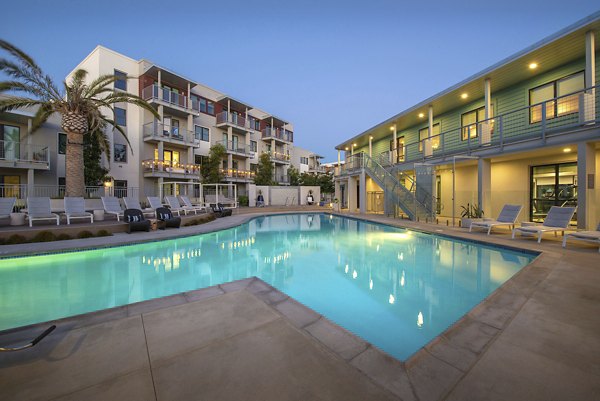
0, 141, 50, 170
261, 127, 293, 143
141, 84, 189, 113
349, 85, 600, 174
220, 168, 256, 182
308, 165, 326, 174
215, 112, 257, 133
265, 151, 290, 164
142, 159, 201, 179
217, 140, 253, 157
143, 122, 199, 147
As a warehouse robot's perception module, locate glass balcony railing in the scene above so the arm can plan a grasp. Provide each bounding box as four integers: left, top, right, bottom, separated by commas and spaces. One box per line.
142, 122, 198, 145
142, 159, 200, 177
217, 140, 252, 156
265, 151, 290, 163
261, 127, 293, 142
0, 141, 49, 166
141, 84, 187, 109
220, 168, 256, 180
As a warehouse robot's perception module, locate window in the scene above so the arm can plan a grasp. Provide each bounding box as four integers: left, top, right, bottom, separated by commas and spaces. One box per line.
250, 140, 257, 152
58, 133, 67, 154
114, 180, 128, 198
529, 71, 584, 123
194, 125, 209, 141
114, 70, 127, 91
115, 107, 126, 126
418, 124, 440, 151
193, 96, 215, 115
300, 157, 308, 165
250, 163, 258, 172
195, 155, 209, 165
114, 143, 127, 163
461, 106, 493, 140
389, 136, 405, 163
1, 124, 20, 159
207, 101, 215, 115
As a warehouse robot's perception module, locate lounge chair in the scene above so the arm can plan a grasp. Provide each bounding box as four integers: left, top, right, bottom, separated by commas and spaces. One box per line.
211, 203, 232, 218
101, 196, 124, 221
469, 204, 522, 235
64, 197, 93, 225
0, 197, 16, 220
124, 197, 155, 218
147, 196, 164, 211
164, 195, 188, 215
156, 207, 181, 229
123, 208, 151, 233
179, 195, 206, 214
562, 222, 600, 253
512, 206, 576, 243
26, 197, 60, 227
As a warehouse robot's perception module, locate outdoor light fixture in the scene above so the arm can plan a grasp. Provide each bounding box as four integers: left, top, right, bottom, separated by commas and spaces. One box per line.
345, 147, 349, 151
563, 147, 572, 153
369, 135, 373, 139
529, 62, 538, 69
418, 113, 425, 118
353, 143, 357, 147
461, 93, 468, 99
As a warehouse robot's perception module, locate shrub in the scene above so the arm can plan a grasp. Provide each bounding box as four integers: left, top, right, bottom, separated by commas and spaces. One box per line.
238, 195, 249, 207
6, 234, 27, 245
56, 233, 72, 241
0, 238, 5, 245
77, 230, 95, 239
95, 229, 112, 237
32, 231, 56, 243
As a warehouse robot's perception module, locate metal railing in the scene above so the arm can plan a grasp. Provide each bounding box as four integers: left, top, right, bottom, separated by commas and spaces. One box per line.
141, 84, 187, 109
0, 184, 140, 203
220, 168, 256, 180
142, 122, 198, 146
217, 140, 252, 156
261, 127, 293, 142
265, 151, 290, 162
0, 141, 50, 165
142, 159, 201, 177
375, 85, 599, 166
216, 111, 249, 130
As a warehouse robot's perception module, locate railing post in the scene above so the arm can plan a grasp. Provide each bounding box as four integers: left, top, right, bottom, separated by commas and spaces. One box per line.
498, 116, 504, 150
541, 101, 547, 144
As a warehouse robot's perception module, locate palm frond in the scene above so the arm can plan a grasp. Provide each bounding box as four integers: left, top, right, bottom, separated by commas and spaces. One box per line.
100, 116, 133, 154
99, 92, 160, 119
85, 74, 120, 97
30, 103, 54, 133
0, 80, 49, 98
0, 40, 41, 73
0, 96, 45, 112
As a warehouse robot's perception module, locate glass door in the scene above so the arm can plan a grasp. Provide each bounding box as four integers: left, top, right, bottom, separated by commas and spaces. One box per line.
1, 125, 20, 161
232, 135, 238, 152
530, 162, 577, 223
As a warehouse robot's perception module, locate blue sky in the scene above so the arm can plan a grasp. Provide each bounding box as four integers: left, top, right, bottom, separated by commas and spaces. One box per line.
1, 0, 598, 161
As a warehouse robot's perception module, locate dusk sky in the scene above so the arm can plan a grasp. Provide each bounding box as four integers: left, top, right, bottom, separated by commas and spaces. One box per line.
1, 0, 598, 161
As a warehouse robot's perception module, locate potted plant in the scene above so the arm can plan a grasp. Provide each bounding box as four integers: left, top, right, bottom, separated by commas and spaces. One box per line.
460, 203, 484, 228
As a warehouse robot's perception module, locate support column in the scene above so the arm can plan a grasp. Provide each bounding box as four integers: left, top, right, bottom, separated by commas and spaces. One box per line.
577, 142, 596, 229
27, 169, 34, 196
334, 180, 341, 204
187, 114, 194, 164
428, 106, 434, 137
392, 125, 397, 163
585, 30, 596, 92
484, 79, 492, 119
157, 141, 164, 161
187, 83, 191, 110
27, 118, 32, 146
348, 176, 358, 212
368, 136, 373, 158
478, 158, 491, 217
359, 171, 366, 214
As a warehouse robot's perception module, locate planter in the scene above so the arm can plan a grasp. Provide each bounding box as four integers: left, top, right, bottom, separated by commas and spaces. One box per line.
461, 217, 483, 228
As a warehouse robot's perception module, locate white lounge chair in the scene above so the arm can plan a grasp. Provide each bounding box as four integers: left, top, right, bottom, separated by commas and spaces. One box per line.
164, 195, 188, 215
64, 197, 93, 225
124, 197, 155, 218
26, 197, 60, 227
179, 195, 206, 214
0, 197, 16, 220
512, 206, 576, 243
562, 222, 600, 253
101, 196, 124, 221
469, 204, 522, 235
147, 196, 164, 211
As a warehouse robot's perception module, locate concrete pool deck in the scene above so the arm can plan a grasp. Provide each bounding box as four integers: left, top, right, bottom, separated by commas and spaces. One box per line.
1, 209, 599, 400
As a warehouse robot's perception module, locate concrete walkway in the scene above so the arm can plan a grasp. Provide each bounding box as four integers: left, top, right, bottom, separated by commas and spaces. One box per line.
1, 210, 599, 400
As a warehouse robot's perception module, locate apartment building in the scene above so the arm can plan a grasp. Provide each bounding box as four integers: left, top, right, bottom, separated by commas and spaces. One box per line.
292, 146, 325, 174
335, 12, 600, 229
1, 45, 310, 201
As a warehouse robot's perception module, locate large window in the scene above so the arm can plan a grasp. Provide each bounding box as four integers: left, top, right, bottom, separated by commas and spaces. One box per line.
195, 155, 209, 165
58, 133, 67, 154
114, 143, 127, 163
250, 140, 257, 152
389, 136, 405, 163
194, 125, 209, 142
114, 70, 127, 91
192, 95, 215, 115
529, 71, 584, 123
115, 107, 126, 126
1, 124, 20, 160
300, 157, 308, 165
530, 162, 577, 223
418, 124, 440, 151
461, 106, 493, 140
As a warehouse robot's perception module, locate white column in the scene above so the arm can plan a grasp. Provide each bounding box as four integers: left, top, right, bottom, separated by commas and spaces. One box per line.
478, 158, 491, 217
27, 169, 34, 196
334, 180, 341, 203
586, 30, 596, 91
577, 142, 596, 229
157, 141, 164, 161
27, 118, 32, 146
359, 171, 366, 214
157, 70, 161, 88
368, 136, 372, 157
187, 82, 191, 109
392, 125, 397, 163
484, 79, 492, 119
348, 176, 357, 212
428, 106, 434, 137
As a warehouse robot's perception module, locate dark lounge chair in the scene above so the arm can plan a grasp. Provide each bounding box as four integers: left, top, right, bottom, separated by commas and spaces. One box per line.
156, 207, 181, 229
211, 203, 233, 218
124, 208, 151, 233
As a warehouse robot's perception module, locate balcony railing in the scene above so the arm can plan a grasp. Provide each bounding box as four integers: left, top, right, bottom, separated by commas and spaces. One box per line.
142, 159, 200, 177
217, 140, 253, 156
142, 122, 199, 146
276, 175, 290, 184
216, 111, 247, 129
0, 141, 49, 166
141, 84, 187, 109
265, 151, 290, 163
220, 168, 256, 180
360, 85, 600, 170
261, 127, 293, 142
0, 184, 139, 203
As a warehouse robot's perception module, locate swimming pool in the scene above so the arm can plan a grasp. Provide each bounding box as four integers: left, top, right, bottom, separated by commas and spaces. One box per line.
0, 214, 536, 360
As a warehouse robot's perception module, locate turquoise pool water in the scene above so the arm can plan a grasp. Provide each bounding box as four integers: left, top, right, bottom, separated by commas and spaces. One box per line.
0, 214, 536, 360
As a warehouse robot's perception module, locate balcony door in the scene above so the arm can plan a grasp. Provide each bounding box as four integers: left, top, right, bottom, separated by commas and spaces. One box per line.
530, 162, 577, 223
222, 133, 228, 149
1, 125, 20, 160
232, 135, 239, 152
389, 136, 404, 163
0, 175, 20, 198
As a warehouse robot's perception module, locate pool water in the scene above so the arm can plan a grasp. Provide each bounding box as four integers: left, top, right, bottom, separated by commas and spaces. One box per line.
0, 214, 536, 360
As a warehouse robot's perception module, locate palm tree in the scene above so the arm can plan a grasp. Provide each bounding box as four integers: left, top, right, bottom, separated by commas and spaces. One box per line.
0, 40, 160, 197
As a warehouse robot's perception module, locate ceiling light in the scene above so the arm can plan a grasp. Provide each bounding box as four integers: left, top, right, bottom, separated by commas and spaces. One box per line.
418, 113, 425, 118
353, 143, 357, 147
461, 93, 468, 99
529, 62, 538, 70
563, 147, 572, 153
389, 126, 395, 131
369, 135, 373, 139
345, 147, 349, 151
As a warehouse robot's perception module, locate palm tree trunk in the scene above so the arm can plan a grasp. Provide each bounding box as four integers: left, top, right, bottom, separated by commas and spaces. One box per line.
65, 130, 85, 197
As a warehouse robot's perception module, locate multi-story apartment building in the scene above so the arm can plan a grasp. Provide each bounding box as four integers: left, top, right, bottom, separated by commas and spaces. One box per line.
292, 146, 325, 174
1, 46, 308, 200
335, 12, 600, 229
